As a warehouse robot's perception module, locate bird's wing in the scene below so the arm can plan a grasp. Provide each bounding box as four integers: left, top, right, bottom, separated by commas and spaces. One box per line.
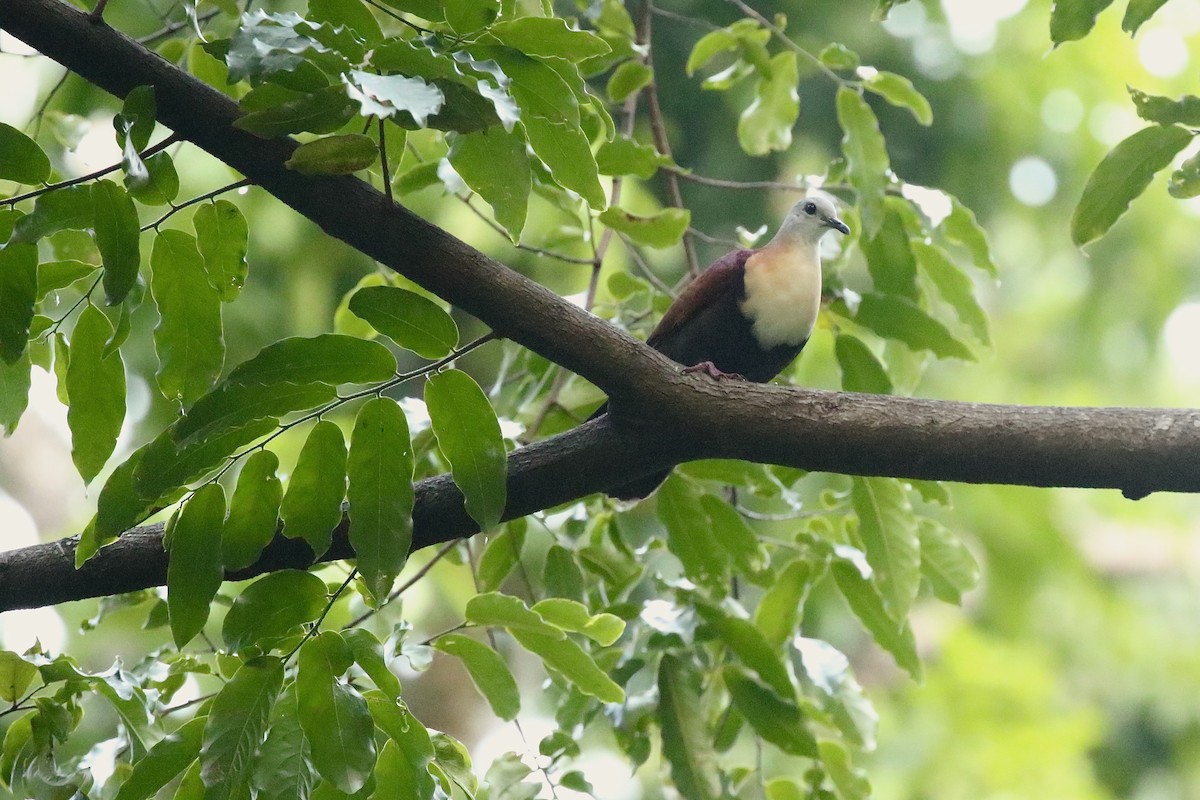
646, 249, 753, 351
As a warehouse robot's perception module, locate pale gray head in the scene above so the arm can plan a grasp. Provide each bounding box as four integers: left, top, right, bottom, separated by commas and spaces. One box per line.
775, 194, 851, 245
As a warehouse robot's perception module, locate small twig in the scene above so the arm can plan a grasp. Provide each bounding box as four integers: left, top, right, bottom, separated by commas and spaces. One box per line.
359, 0, 430, 32
458, 196, 593, 265
377, 119, 394, 206
721, 0, 846, 85
344, 538, 463, 628
143, 177, 252, 231
667, 167, 811, 193
162, 691, 215, 715
616, 233, 676, 296
284, 569, 358, 661
650, 5, 720, 30
88, 0, 110, 22
137, 9, 220, 45
687, 226, 740, 249
3, 134, 180, 206
28, 69, 69, 138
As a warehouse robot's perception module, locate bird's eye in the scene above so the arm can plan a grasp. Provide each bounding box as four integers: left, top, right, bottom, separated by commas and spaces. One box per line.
803, 202, 817, 215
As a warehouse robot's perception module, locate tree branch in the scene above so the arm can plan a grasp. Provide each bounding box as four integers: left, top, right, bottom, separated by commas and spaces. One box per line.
4, 391, 1200, 612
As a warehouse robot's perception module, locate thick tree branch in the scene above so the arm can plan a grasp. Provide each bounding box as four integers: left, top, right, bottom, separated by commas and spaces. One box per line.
4, 392, 1200, 612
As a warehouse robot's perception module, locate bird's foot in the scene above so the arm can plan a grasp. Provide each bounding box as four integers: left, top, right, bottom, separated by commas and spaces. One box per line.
682, 361, 745, 381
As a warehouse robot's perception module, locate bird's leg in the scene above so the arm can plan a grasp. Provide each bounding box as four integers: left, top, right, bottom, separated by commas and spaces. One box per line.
682, 361, 746, 381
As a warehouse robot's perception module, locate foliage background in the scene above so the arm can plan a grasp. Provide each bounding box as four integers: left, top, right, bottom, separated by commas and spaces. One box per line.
2, 0, 1200, 798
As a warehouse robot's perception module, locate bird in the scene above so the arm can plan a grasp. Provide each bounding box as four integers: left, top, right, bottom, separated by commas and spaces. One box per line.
597, 193, 850, 500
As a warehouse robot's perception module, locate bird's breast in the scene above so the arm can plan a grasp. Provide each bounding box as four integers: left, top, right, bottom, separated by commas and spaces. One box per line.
739, 246, 822, 349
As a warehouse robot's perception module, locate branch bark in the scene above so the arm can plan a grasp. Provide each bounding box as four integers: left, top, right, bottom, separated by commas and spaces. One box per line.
2, 0, 1200, 615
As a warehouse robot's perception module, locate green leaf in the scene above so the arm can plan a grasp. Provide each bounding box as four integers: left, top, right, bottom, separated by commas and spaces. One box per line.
942, 196, 997, 276
280, 420, 347, 556
444, 0, 498, 33
172, 381, 335, 447
448, 127, 530, 239
595, 136, 671, 179
911, 240, 990, 345
1071, 125, 1193, 246
657, 475, 729, 587
598, 206, 690, 248
1050, 0, 1116, 44
167, 484, 227, 648
347, 397, 414, 605
530, 598, 624, 645
1123, 0, 1170, 33
235, 85, 358, 137
754, 558, 816, 648
10, 185, 93, 244
221, 450, 284, 570
543, 544, 584, 601
464, 592, 565, 638
66, 305, 127, 484
425, 368, 507, 531
819, 738, 871, 800
0, 350, 31, 435
345, 70, 444, 126
36, 259, 97, 300
347, 286, 459, 359
488, 17, 610, 61
224, 11, 360, 84
432, 634, 520, 720
686, 26, 742, 76
151, 229, 225, 405
853, 293, 974, 360
861, 200, 917, 298
606, 61, 652, 103
113, 716, 205, 800
252, 685, 317, 800
700, 494, 765, 574
863, 70, 932, 125
834, 334, 892, 394
818, 43, 860, 71
364, 694, 436, 800
695, 602, 794, 700
127, 151, 180, 206
222, 570, 328, 653
286, 134, 378, 175
830, 554, 921, 679
91, 180, 141, 306
0, 651, 37, 703
394, 161, 441, 195
509, 628, 623, 703
738, 52, 800, 156
0, 123, 50, 184
837, 87, 890, 237
918, 519, 980, 604
489, 49, 605, 208
308, 0, 383, 45
0, 243, 37, 364
476, 526, 524, 593
194, 200, 249, 302
298, 632, 377, 794
723, 666, 817, 757
116, 85, 156, 151
200, 656, 284, 799
1169, 152, 1200, 199
344, 628, 402, 699
657, 656, 720, 800
851, 477, 920, 620
1127, 87, 1200, 126
227, 333, 396, 388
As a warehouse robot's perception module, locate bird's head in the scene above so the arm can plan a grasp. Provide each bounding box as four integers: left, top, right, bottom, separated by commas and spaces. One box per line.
777, 194, 851, 244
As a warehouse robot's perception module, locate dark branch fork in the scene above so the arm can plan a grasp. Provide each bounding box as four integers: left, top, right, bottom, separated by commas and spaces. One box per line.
1, 0, 1199, 613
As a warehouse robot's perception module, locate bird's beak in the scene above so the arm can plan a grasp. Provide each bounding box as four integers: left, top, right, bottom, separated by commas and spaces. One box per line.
824, 215, 851, 235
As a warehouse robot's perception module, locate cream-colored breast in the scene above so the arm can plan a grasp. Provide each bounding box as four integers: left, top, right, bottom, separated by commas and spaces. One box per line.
740, 245, 822, 349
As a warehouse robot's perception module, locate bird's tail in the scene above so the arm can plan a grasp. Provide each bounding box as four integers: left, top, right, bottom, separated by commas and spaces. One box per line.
588, 402, 672, 500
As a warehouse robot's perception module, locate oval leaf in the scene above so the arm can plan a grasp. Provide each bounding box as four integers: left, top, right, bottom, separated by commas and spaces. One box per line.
194, 200, 249, 302
598, 206, 690, 249
222, 570, 328, 654
432, 634, 520, 720
285, 134, 378, 175
200, 656, 284, 796
297, 632, 377, 794
91, 180, 141, 305
280, 420, 348, 557
66, 305, 127, 484
167, 484, 227, 648
658, 655, 720, 800
0, 244, 36, 365
0, 123, 50, 184
425, 368, 507, 531
1071, 124, 1193, 247
852, 293, 974, 360
226, 334, 397, 388
347, 397, 414, 605
347, 285, 458, 359
221, 450, 284, 570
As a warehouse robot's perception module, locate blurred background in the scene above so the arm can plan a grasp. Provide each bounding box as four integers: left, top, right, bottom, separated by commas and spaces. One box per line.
3, 0, 1200, 797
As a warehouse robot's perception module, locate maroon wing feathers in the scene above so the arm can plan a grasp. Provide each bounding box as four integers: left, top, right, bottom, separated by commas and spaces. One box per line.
645, 249, 752, 350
